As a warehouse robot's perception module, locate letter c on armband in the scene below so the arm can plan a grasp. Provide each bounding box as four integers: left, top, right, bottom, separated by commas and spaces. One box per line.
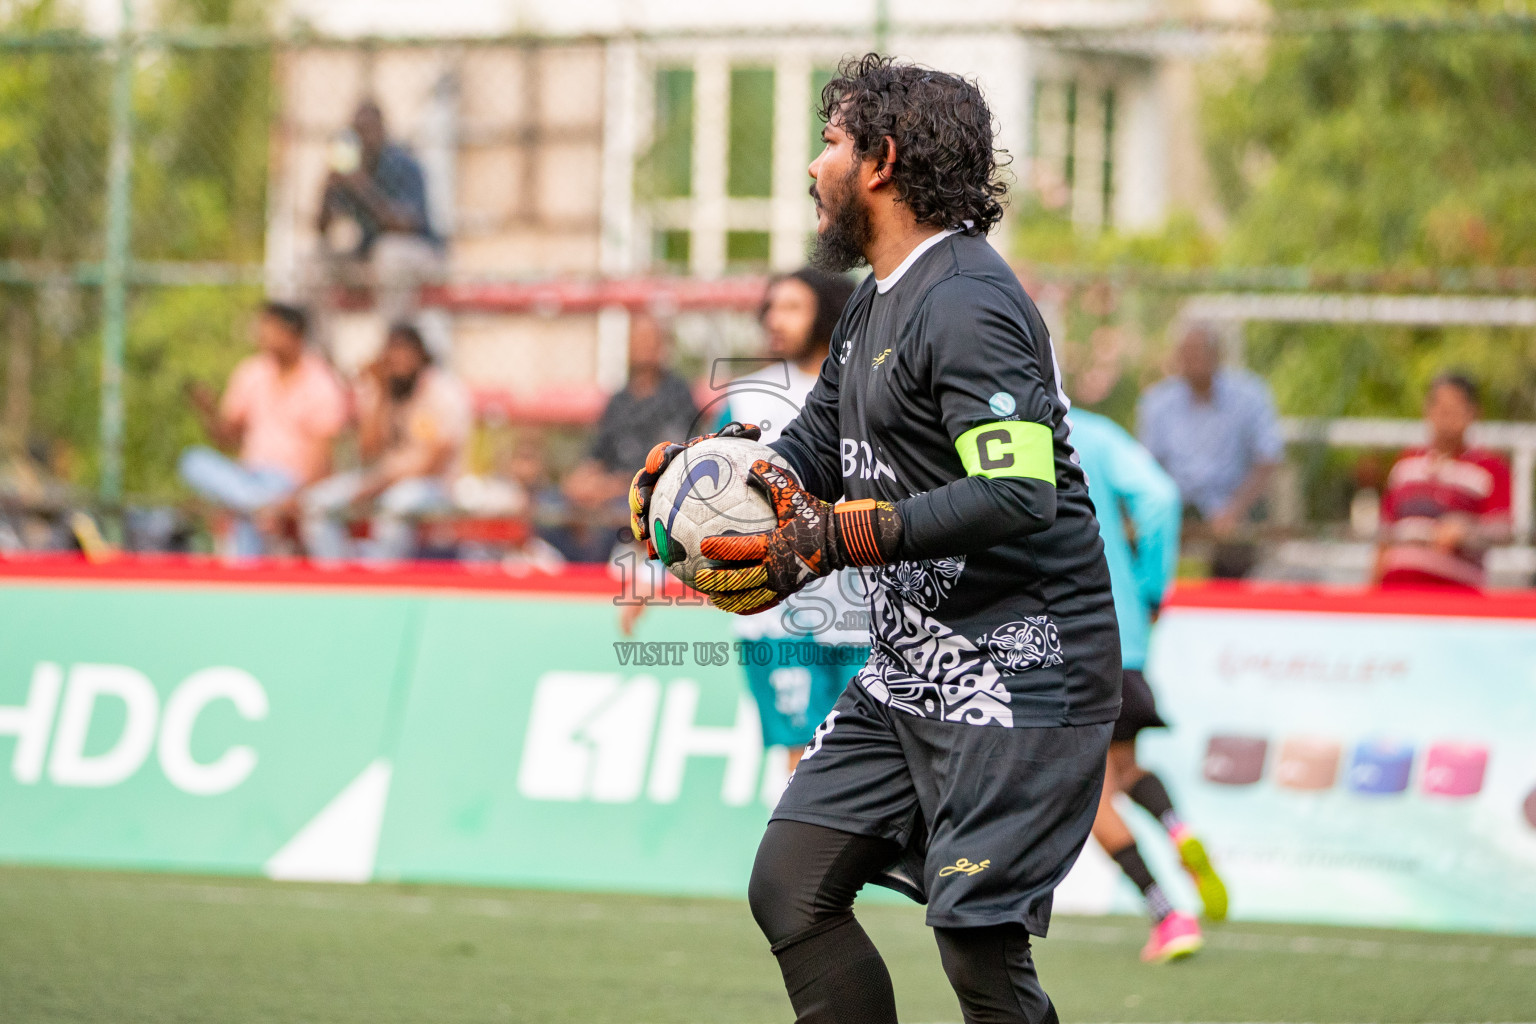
955, 420, 1055, 483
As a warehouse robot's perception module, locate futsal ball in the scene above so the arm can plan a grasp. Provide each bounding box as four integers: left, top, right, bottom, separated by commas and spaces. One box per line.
649, 437, 787, 588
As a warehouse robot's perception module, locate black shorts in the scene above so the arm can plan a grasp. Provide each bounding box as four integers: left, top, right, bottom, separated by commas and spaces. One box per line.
1112, 668, 1167, 743
770, 681, 1112, 935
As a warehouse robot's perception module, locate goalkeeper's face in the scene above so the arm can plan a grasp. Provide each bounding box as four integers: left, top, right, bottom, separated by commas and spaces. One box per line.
809, 119, 853, 233
807, 117, 873, 273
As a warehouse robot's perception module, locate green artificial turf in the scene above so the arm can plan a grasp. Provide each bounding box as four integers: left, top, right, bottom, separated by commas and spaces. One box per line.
0, 866, 1532, 1023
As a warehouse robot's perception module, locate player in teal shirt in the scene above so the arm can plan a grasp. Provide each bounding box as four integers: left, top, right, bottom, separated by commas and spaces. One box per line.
1071, 408, 1229, 961
1072, 409, 1180, 669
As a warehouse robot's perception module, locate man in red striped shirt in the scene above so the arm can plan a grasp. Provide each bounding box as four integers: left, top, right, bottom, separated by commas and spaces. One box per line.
1375, 374, 1512, 591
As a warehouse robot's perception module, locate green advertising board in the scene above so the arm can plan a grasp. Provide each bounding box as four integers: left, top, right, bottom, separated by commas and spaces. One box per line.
377, 596, 780, 894
4, 574, 1536, 935
0, 583, 415, 875
0, 579, 779, 890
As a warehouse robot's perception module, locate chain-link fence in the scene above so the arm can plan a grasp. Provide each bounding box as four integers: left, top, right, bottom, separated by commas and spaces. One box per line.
5, 4, 1536, 577
2, 16, 269, 514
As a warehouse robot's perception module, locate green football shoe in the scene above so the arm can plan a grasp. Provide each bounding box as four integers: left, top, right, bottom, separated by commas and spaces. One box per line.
1176, 832, 1229, 922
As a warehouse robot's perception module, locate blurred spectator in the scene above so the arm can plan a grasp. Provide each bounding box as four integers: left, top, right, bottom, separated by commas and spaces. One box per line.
1374, 374, 1512, 591
719, 269, 866, 772
578, 312, 701, 490
552, 313, 699, 562
301, 323, 470, 563
312, 100, 444, 341
539, 498, 627, 564
1, 439, 87, 553
1137, 325, 1283, 578
179, 302, 347, 559
505, 432, 560, 511
758, 267, 855, 382
467, 433, 567, 573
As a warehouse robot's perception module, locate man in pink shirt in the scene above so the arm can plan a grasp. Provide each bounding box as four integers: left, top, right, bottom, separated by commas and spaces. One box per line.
179, 302, 349, 558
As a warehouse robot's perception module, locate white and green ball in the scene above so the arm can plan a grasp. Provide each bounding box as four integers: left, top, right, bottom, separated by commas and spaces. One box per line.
649, 437, 787, 588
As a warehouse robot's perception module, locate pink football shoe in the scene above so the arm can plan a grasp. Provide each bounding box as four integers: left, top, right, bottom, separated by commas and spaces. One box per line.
1141, 911, 1204, 963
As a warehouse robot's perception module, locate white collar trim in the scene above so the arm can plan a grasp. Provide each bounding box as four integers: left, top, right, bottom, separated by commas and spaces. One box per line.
874, 226, 962, 294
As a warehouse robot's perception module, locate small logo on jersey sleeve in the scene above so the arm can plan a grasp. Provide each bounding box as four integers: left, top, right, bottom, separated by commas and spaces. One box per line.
988, 392, 1016, 416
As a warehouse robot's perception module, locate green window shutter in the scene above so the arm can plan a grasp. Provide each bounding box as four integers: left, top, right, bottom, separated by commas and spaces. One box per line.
652, 229, 691, 271
651, 68, 694, 198
725, 230, 770, 269
728, 67, 774, 198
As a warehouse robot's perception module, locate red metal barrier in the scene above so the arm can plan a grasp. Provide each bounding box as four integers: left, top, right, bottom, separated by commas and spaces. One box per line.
5, 554, 1534, 618
424, 276, 770, 315
0, 552, 620, 596
1164, 579, 1536, 621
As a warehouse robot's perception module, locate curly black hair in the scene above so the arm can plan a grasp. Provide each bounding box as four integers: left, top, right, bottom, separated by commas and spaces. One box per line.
817, 53, 1009, 234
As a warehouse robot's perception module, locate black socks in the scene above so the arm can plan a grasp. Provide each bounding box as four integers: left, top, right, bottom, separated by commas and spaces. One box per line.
1127, 771, 1183, 833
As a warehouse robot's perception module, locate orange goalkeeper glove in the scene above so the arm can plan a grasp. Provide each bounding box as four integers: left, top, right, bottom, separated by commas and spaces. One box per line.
694, 459, 902, 615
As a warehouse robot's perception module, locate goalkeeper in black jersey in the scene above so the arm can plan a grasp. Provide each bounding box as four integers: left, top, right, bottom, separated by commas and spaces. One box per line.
629, 54, 1120, 1024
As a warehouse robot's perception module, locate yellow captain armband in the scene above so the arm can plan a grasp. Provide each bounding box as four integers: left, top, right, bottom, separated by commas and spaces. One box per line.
955, 420, 1055, 483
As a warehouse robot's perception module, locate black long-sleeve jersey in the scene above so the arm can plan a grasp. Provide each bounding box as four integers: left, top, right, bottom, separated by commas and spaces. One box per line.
770, 231, 1121, 729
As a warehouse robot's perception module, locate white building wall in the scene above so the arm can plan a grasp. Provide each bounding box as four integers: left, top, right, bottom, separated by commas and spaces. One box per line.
687, 53, 730, 278
887, 29, 1034, 252
1113, 65, 1169, 232
770, 50, 814, 270
255, 0, 1227, 397
268, 0, 1210, 252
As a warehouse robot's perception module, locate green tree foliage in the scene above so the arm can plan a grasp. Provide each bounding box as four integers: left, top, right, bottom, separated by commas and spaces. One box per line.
124, 0, 270, 499
0, 1, 110, 485
1206, 0, 1536, 422
0, 3, 108, 262
134, 0, 271, 262
0, 0, 270, 500
1011, 208, 1220, 429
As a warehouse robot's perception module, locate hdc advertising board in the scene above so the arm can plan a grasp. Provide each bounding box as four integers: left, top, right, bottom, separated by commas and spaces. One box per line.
0, 570, 1532, 933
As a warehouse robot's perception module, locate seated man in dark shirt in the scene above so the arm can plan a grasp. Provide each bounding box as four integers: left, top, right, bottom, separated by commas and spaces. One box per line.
547, 312, 700, 562
310, 100, 445, 343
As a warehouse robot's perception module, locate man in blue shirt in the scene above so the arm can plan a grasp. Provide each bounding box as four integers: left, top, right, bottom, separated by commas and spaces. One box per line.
312, 101, 445, 346
1137, 325, 1283, 577
1072, 408, 1229, 962
320, 101, 439, 257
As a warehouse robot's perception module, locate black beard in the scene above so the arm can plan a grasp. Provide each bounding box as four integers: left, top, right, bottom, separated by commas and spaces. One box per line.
808, 171, 872, 273
386, 371, 420, 401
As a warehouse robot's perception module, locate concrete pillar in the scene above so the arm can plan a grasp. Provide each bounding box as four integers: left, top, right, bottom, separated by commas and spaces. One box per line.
600, 39, 641, 277
771, 51, 813, 271
1112, 65, 1168, 232
690, 54, 729, 278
